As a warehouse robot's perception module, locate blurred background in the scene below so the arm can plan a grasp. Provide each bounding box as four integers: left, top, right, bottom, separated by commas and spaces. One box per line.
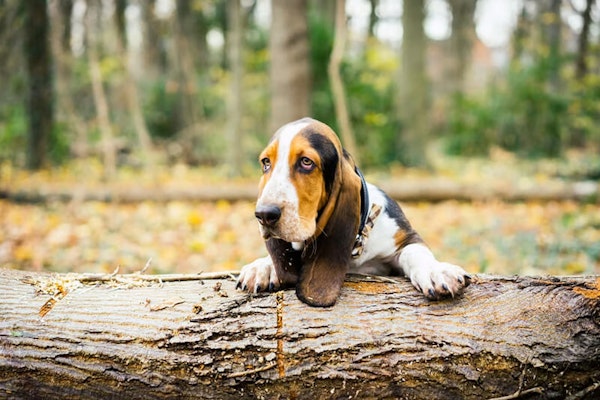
0, 0, 599, 276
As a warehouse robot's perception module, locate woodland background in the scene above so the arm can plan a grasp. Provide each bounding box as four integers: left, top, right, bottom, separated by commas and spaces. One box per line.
0, 0, 599, 277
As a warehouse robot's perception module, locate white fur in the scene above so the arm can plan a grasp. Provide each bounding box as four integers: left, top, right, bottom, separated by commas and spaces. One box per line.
237, 255, 277, 293
350, 184, 398, 267
257, 120, 312, 242
398, 243, 467, 297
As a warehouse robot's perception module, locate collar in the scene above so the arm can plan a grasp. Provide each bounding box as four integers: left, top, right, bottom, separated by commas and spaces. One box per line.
352, 167, 382, 259
356, 166, 369, 236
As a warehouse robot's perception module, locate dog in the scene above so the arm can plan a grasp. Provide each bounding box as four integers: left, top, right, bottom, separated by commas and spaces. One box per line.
236, 118, 470, 306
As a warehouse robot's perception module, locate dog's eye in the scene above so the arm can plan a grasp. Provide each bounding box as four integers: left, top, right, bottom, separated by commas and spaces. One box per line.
299, 157, 315, 172
261, 158, 271, 173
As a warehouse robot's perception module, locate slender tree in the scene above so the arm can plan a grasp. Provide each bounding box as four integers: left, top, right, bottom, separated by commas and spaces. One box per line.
269, 0, 310, 132
541, 0, 563, 92
368, 0, 379, 38
87, 1, 116, 179
49, 0, 87, 157
397, 0, 429, 166
511, 1, 528, 68
226, 0, 243, 174
328, 0, 358, 160
23, 0, 53, 170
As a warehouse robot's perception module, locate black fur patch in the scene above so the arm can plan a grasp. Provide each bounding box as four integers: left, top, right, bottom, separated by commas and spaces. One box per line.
301, 129, 339, 195
381, 188, 422, 245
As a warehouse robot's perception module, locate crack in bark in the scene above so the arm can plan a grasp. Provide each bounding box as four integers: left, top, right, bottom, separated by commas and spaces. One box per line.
275, 291, 285, 378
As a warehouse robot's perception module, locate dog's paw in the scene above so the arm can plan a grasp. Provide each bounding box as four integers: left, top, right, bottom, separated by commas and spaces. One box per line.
410, 261, 471, 300
236, 256, 280, 293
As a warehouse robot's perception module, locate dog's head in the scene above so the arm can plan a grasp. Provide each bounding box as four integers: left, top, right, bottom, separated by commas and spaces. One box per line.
255, 118, 362, 306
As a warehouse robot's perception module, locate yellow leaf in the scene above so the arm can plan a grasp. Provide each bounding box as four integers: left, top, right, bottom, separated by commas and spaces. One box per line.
187, 210, 204, 227
14, 245, 33, 262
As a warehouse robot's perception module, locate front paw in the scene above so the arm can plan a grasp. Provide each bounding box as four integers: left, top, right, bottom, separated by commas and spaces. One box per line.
236, 256, 280, 293
410, 261, 471, 300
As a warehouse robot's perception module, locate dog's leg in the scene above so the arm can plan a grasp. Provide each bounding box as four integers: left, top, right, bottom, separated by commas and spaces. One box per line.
237, 256, 280, 293
398, 243, 470, 299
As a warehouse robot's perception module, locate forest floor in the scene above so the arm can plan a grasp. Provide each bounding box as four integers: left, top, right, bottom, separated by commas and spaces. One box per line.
1, 149, 599, 276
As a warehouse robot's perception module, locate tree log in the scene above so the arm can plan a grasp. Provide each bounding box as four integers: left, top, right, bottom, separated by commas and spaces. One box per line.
1, 178, 598, 204
1, 268, 599, 399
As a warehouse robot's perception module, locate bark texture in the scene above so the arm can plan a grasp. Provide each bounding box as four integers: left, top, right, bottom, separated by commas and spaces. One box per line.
1, 269, 599, 399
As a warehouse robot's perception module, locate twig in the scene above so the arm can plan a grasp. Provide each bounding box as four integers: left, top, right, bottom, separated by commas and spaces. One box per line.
347, 273, 402, 284
487, 387, 544, 400
140, 258, 152, 274
565, 382, 600, 400
226, 362, 277, 378
76, 271, 239, 284
487, 364, 543, 400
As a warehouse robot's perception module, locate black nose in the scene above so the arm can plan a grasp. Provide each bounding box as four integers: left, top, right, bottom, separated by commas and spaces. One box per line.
255, 205, 281, 226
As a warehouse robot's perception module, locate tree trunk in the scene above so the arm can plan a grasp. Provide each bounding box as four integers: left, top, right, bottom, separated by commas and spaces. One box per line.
23, 0, 53, 170
113, 0, 154, 165
141, 0, 167, 79
368, 0, 379, 38
86, 1, 117, 180
575, 0, 595, 80
398, 0, 429, 167
447, 0, 477, 95
226, 0, 244, 175
49, 0, 88, 158
328, 0, 358, 162
511, 2, 530, 68
171, 0, 207, 165
269, 0, 310, 132
1, 269, 599, 399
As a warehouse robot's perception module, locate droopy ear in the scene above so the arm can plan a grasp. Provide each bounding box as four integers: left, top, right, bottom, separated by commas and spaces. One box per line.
296, 154, 361, 307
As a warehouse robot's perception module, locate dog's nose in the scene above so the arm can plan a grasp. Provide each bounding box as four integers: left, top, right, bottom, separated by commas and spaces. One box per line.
255, 205, 281, 227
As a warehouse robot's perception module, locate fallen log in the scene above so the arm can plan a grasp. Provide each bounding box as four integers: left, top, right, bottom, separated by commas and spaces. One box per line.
0, 177, 597, 203
1, 268, 599, 399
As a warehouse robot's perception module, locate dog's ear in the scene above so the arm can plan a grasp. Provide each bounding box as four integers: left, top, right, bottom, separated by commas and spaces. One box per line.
296, 152, 361, 307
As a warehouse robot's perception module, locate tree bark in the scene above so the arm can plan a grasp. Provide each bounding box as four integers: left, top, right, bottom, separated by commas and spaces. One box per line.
1, 269, 599, 399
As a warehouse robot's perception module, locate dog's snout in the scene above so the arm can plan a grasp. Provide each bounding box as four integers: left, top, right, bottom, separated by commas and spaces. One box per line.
255, 205, 281, 227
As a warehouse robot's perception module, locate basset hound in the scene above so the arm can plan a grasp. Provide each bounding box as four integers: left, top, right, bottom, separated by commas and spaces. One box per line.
237, 118, 471, 307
